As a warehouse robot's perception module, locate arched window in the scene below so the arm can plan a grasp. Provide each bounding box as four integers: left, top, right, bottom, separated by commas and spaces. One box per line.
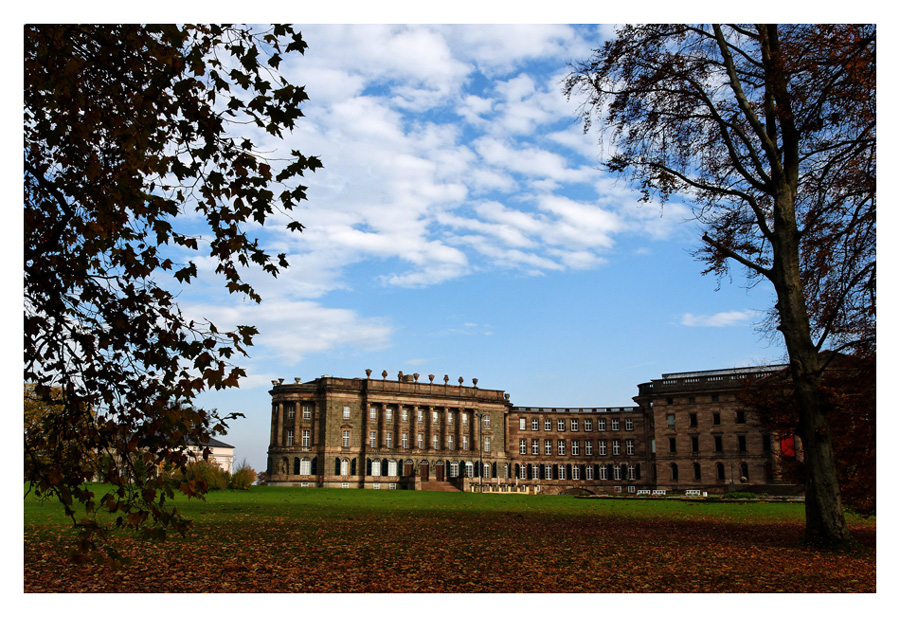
716, 462, 726, 481
670, 463, 679, 481
293, 457, 300, 475
341, 459, 349, 476
300, 457, 311, 475
387, 459, 398, 476
739, 462, 749, 482
693, 462, 701, 480
465, 461, 473, 478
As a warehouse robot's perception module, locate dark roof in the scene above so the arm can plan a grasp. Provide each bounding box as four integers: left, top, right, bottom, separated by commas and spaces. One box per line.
189, 436, 234, 449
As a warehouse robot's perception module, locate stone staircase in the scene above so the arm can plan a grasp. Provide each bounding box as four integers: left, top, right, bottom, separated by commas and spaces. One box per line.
420, 480, 461, 492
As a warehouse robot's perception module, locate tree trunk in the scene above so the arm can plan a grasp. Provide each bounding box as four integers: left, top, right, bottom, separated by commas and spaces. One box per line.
771, 192, 853, 546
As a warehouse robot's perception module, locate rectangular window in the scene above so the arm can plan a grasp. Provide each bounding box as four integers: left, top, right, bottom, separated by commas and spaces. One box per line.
736, 410, 746, 424
571, 419, 579, 432
599, 465, 608, 480
417, 433, 423, 449
558, 439, 566, 456
691, 435, 699, 453
432, 411, 439, 424
286, 429, 294, 446
613, 465, 622, 481
625, 418, 633, 431
372, 482, 381, 489
715, 435, 723, 452
557, 419, 565, 432
370, 407, 377, 420
462, 435, 469, 451
611, 418, 620, 431
627, 465, 636, 481
519, 417, 526, 430
626, 439, 635, 455
545, 464, 553, 479
666, 414, 675, 427
598, 440, 607, 456
585, 440, 593, 456
387, 460, 397, 476
612, 440, 621, 456
571, 440, 580, 456
519, 439, 527, 454
738, 435, 747, 452
303, 404, 312, 419
713, 412, 721, 425
484, 437, 491, 452
300, 459, 311, 475
572, 465, 580, 480
371, 460, 381, 476
433, 434, 439, 450
483, 415, 491, 427
689, 413, 697, 428
417, 409, 423, 422
342, 430, 350, 448
558, 464, 566, 480
385, 408, 393, 421
668, 437, 677, 453
586, 465, 594, 480
518, 465, 527, 480
532, 439, 539, 455
447, 435, 454, 450
302, 429, 310, 448
531, 418, 539, 431
545, 439, 552, 455
369, 431, 377, 447
598, 418, 607, 431
402, 408, 408, 422
544, 419, 552, 431
386, 432, 393, 448
447, 411, 453, 425
531, 464, 540, 478
287, 403, 295, 419
342, 405, 350, 420
584, 419, 593, 432
401, 433, 408, 449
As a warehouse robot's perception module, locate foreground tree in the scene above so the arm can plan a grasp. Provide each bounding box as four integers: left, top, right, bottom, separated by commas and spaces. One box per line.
25, 24, 320, 561
565, 25, 874, 546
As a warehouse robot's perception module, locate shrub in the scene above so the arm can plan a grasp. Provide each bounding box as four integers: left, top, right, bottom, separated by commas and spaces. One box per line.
229, 460, 257, 491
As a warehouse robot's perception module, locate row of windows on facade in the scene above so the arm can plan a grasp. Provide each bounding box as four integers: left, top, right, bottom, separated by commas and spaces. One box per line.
511, 462, 642, 482
666, 434, 766, 454
283, 456, 496, 478
665, 410, 746, 427
669, 461, 752, 482
518, 438, 637, 456
281, 404, 493, 427
661, 394, 721, 405
516, 417, 634, 432
284, 429, 491, 451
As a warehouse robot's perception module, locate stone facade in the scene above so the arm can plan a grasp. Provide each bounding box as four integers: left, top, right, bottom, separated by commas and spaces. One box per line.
267, 364, 800, 495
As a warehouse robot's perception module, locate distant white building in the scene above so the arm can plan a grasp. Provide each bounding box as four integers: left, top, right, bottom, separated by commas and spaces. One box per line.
188, 436, 235, 473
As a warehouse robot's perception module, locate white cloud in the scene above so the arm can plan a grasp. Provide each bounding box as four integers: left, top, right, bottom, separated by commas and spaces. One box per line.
680, 310, 757, 328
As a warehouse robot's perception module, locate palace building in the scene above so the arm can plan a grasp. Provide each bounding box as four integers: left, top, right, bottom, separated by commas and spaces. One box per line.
266, 364, 800, 495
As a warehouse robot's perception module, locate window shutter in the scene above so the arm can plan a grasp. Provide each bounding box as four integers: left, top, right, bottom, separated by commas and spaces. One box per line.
636, 464, 641, 480
366, 458, 372, 476
335, 458, 340, 475
351, 458, 357, 475
311, 456, 317, 474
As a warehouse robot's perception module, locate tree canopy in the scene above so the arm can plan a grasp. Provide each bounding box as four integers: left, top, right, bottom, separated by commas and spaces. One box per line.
565, 24, 875, 545
24, 24, 321, 561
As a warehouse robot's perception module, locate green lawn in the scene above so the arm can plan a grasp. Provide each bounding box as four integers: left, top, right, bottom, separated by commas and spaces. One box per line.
24, 485, 876, 593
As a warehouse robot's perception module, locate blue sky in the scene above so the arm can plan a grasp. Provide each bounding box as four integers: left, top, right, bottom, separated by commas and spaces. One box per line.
170, 24, 788, 472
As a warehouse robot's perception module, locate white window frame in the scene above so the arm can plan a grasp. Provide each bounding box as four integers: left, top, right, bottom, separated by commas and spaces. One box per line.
300, 458, 311, 475
342, 430, 350, 448
599, 465, 608, 480
531, 418, 539, 431
572, 465, 580, 480
613, 440, 621, 456
401, 433, 409, 449
626, 439, 635, 455
586, 465, 594, 480
340, 459, 349, 475
433, 434, 439, 449
402, 408, 408, 422
598, 418, 607, 431
447, 435, 453, 450
557, 419, 565, 432
519, 438, 527, 454
370, 407, 377, 420
571, 419, 579, 432
519, 418, 526, 430
625, 418, 634, 431
613, 465, 622, 481
385, 408, 393, 422
342, 405, 350, 420
531, 439, 539, 455
371, 460, 381, 476
598, 440, 607, 456
462, 435, 469, 451
612, 418, 620, 431
558, 439, 566, 456
572, 440, 580, 456
302, 429, 310, 448
417, 433, 424, 449
387, 459, 398, 476
544, 419, 552, 431
544, 464, 552, 479
585, 440, 593, 456
417, 409, 423, 422
369, 431, 377, 448
545, 439, 552, 455
558, 464, 566, 480
303, 404, 312, 419
584, 419, 593, 432
286, 429, 294, 446
287, 403, 295, 419
385, 432, 393, 448
484, 437, 491, 453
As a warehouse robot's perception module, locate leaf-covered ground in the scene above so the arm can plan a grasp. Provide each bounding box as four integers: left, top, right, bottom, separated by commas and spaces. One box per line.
24, 488, 875, 593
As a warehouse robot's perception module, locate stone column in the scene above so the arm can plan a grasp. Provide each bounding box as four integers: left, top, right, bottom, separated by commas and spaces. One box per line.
275, 402, 284, 447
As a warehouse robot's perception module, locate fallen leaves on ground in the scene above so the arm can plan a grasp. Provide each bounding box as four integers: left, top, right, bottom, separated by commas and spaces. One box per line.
24, 511, 875, 593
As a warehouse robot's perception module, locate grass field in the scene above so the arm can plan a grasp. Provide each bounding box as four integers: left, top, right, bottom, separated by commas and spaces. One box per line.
24, 486, 876, 593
